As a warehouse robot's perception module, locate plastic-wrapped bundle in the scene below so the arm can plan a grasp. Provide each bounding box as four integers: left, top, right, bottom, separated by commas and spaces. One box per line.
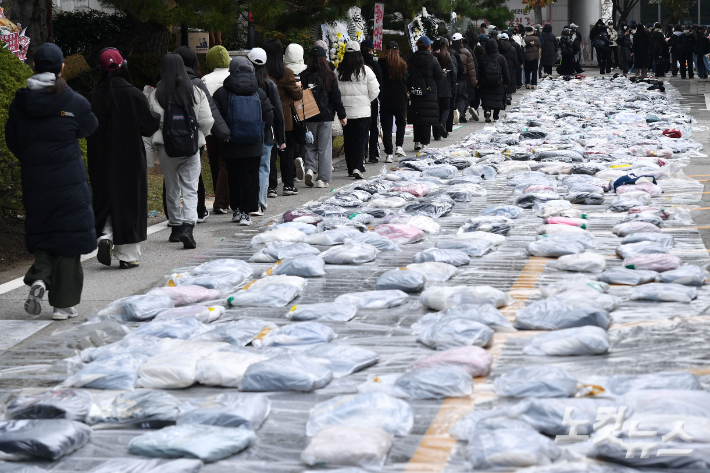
262, 257, 326, 277
355, 180, 395, 194
629, 283, 698, 302
394, 214, 441, 234
495, 366, 578, 398
467, 429, 562, 471
618, 212, 664, 227
149, 286, 220, 306
422, 164, 458, 179
306, 392, 413, 437
543, 216, 586, 228
227, 275, 307, 307
615, 241, 669, 259
166, 274, 246, 295
326, 195, 364, 208
555, 252, 606, 272
87, 458, 204, 473
191, 319, 277, 346
87, 390, 180, 427
130, 317, 208, 340
128, 424, 256, 462
99, 294, 174, 322
240, 355, 332, 392
657, 264, 707, 286
480, 205, 523, 219
436, 238, 493, 257
367, 196, 407, 208
389, 183, 430, 197
514, 299, 610, 330
282, 208, 322, 224
459, 216, 513, 235
307, 203, 350, 217
571, 163, 607, 175
394, 367, 473, 399
250, 227, 306, 245
287, 303, 358, 322
301, 426, 392, 469
534, 149, 584, 162
335, 290, 409, 309
516, 192, 560, 209
274, 221, 318, 235
318, 241, 379, 265
538, 206, 582, 219
193, 351, 269, 388
465, 164, 497, 179
628, 206, 672, 218
406, 262, 457, 281
537, 224, 589, 235
523, 326, 610, 356
302, 227, 361, 246
6, 389, 92, 423
138, 351, 208, 390
588, 435, 710, 470
598, 267, 658, 285
344, 232, 401, 252
607, 198, 649, 213
250, 242, 320, 263
534, 233, 595, 249
420, 285, 511, 311
527, 238, 586, 257
306, 344, 380, 378
567, 192, 605, 205
624, 253, 682, 272
404, 200, 454, 218
613, 221, 662, 237
63, 353, 147, 390
376, 269, 426, 293
607, 371, 701, 395
412, 248, 470, 266
261, 322, 335, 347
617, 182, 662, 197
417, 318, 494, 350
412, 346, 492, 377
538, 278, 609, 297
620, 232, 674, 247
550, 288, 619, 312
450, 409, 535, 441
374, 224, 425, 244
568, 183, 604, 194
437, 304, 514, 331
190, 258, 253, 278
0, 419, 92, 460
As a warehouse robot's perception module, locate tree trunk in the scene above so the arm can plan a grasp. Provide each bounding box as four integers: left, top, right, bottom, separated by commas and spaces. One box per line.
7, 0, 52, 59
534, 5, 542, 25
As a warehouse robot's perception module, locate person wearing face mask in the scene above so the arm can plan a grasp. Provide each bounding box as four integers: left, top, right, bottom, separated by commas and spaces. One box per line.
618, 25, 632, 75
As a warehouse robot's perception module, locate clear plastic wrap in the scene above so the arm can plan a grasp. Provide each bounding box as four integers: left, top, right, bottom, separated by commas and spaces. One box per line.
406, 262, 457, 281
656, 264, 707, 286
567, 192, 605, 205
227, 276, 307, 308
390, 183, 430, 197
87, 390, 180, 427
138, 352, 205, 389
403, 200, 454, 218
99, 294, 175, 322
154, 305, 224, 323
128, 424, 257, 462
249, 242, 320, 263
412, 346, 492, 377
130, 317, 208, 340
623, 254, 682, 272
620, 232, 674, 247
63, 353, 147, 390
177, 393, 271, 429
537, 224, 589, 235
375, 269, 426, 293
522, 326, 610, 356
467, 428, 562, 471
422, 164, 458, 179
194, 351, 269, 387
301, 426, 392, 469
240, 355, 333, 392
273, 221, 319, 235
629, 283, 698, 302
514, 299, 610, 330
320, 242, 379, 265
607, 371, 702, 394
612, 221, 662, 237
412, 248, 470, 266
334, 290, 409, 309
480, 205, 524, 219
250, 227, 306, 245
148, 286, 221, 306
262, 257, 326, 277
374, 224, 425, 244
287, 303, 358, 322
420, 285, 511, 311
435, 238, 494, 257
191, 319, 277, 346
459, 216, 513, 235
86, 458, 204, 473
5, 389, 92, 423
303, 227, 362, 246
261, 322, 335, 347
282, 208, 322, 224
393, 367, 473, 399
615, 241, 669, 259
494, 366, 579, 398
554, 252, 607, 272
0, 419, 92, 460
598, 267, 658, 285
417, 317, 494, 350
306, 343, 379, 378
526, 238, 587, 257
343, 232, 401, 252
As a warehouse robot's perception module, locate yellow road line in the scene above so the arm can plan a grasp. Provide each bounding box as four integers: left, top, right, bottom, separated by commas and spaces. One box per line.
404, 257, 549, 472
688, 174, 710, 177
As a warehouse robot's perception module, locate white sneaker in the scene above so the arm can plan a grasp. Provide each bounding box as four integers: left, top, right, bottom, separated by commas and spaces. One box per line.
353, 169, 364, 180
421, 144, 429, 151
395, 146, 406, 157
52, 307, 78, 320
196, 209, 210, 223
305, 169, 315, 187
315, 180, 327, 188
295, 157, 305, 181
240, 213, 252, 226
385, 154, 393, 163
232, 210, 242, 223
414, 142, 422, 151
25, 280, 46, 315
469, 107, 479, 121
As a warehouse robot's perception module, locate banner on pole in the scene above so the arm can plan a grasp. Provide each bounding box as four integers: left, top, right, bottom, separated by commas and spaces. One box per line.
373, 3, 384, 50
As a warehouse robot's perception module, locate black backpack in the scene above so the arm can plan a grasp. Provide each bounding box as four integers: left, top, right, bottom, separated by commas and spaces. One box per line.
561, 39, 573, 55
481, 56, 502, 87
163, 100, 199, 158
408, 67, 428, 96
453, 52, 465, 80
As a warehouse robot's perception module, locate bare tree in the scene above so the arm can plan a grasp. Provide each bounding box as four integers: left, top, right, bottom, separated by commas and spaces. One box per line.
7, 0, 52, 58
612, 0, 642, 28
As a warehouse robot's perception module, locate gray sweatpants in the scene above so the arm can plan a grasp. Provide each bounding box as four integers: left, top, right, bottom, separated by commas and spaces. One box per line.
158, 145, 201, 226
304, 121, 333, 184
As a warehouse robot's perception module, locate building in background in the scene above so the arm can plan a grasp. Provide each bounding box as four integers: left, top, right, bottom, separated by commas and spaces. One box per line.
631, 0, 710, 25
52, 0, 114, 13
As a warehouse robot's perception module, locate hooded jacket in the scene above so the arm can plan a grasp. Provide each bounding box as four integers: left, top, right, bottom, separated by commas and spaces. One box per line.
378, 56, 408, 112
6, 81, 99, 256
406, 49, 444, 126
363, 50, 383, 88
203, 46, 231, 96
272, 66, 302, 132
185, 66, 230, 141
434, 49, 457, 98
540, 24, 557, 66
453, 42, 477, 87
301, 68, 346, 123
524, 33, 542, 61
285, 44, 307, 79
477, 40, 510, 111
213, 57, 275, 159
146, 81, 214, 149
497, 39, 518, 94
632, 27, 649, 58
336, 64, 380, 119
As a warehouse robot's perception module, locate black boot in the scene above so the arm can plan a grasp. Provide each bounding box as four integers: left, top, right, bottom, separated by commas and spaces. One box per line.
168, 224, 183, 242
179, 224, 197, 249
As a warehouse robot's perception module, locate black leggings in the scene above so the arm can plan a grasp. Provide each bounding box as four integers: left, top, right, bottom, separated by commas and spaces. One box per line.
380, 109, 406, 155
226, 156, 260, 214
343, 117, 369, 174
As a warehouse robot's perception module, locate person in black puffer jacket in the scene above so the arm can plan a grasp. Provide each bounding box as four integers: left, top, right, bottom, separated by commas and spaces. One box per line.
361, 39, 383, 163
213, 57, 275, 225
5, 43, 99, 319
407, 36, 444, 151
652, 23, 670, 77
632, 23, 649, 77
540, 24, 557, 76
174, 46, 230, 223
477, 39, 510, 123
433, 37, 457, 140
497, 34, 517, 105
681, 26, 696, 79
378, 41, 408, 161
557, 28, 576, 75
618, 26, 632, 75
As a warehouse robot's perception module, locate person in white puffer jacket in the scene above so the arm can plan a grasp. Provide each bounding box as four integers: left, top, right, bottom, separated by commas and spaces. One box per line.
337, 41, 379, 179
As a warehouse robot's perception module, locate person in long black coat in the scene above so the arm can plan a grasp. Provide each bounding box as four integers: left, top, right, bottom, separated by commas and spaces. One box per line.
632, 23, 649, 77
432, 37, 457, 140
87, 49, 160, 269
378, 41, 408, 160
407, 36, 443, 151
476, 39, 510, 123
557, 28, 576, 75
540, 24, 557, 76
696, 26, 709, 78
5, 43, 98, 319
497, 34, 517, 105
652, 23, 669, 77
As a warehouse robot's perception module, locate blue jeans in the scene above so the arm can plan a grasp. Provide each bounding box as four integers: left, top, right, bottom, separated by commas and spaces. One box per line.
704, 56, 710, 76
259, 144, 272, 208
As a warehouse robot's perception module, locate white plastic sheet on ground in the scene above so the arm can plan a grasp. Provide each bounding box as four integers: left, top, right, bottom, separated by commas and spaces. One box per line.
301, 426, 392, 469
420, 286, 512, 310
239, 355, 333, 392
522, 326, 610, 356
177, 393, 271, 429
494, 366, 579, 398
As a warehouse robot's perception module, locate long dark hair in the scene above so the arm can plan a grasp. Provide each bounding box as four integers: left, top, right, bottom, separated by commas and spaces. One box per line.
263, 39, 285, 81
305, 55, 335, 91
34, 63, 67, 98
433, 41, 451, 69
174, 45, 201, 77
337, 51, 365, 81
100, 63, 133, 112
254, 63, 269, 89
385, 48, 406, 80
155, 53, 196, 109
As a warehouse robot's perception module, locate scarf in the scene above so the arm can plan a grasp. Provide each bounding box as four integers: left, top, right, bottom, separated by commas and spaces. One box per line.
27, 72, 57, 90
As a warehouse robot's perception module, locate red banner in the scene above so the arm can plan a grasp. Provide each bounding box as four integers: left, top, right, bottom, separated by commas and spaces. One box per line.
374, 3, 384, 50
1, 32, 19, 52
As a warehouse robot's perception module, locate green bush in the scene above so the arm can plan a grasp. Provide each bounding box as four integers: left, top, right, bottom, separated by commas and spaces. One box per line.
0, 47, 33, 218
